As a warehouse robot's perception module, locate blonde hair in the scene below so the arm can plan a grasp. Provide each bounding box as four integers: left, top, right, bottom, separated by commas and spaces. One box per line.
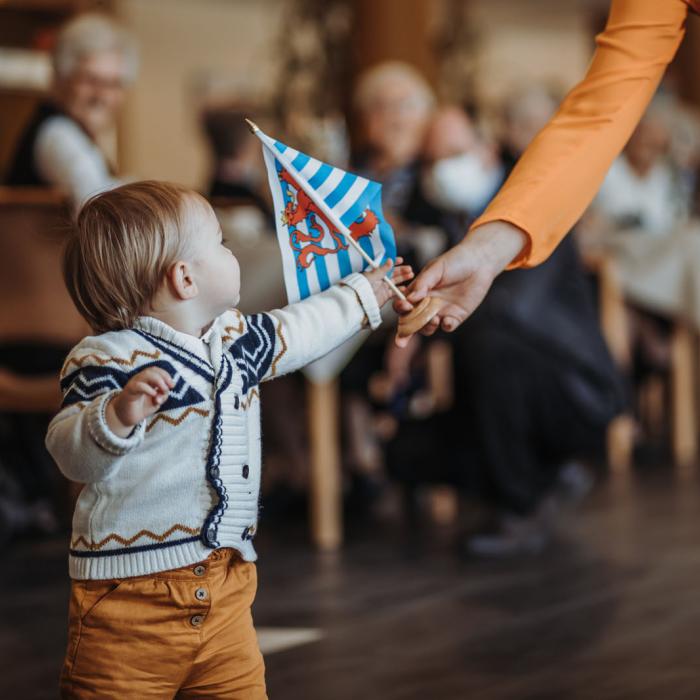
64, 181, 197, 333
53, 13, 139, 83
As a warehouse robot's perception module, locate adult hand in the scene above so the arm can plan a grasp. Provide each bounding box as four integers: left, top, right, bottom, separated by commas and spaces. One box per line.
394, 221, 527, 346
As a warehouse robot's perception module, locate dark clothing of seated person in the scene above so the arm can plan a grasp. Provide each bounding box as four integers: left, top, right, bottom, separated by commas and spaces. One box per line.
385, 234, 625, 556
4, 100, 117, 206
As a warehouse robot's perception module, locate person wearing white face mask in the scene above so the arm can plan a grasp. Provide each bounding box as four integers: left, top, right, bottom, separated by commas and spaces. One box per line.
384, 96, 623, 558
420, 106, 504, 219
422, 150, 504, 215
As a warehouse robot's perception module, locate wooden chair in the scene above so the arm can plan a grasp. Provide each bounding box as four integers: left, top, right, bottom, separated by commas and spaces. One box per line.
0, 187, 90, 513
584, 250, 698, 470
584, 252, 636, 472
0, 187, 89, 411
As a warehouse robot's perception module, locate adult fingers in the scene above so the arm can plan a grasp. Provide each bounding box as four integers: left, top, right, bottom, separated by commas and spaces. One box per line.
441, 315, 461, 332
407, 259, 444, 304
394, 331, 414, 348
419, 316, 441, 337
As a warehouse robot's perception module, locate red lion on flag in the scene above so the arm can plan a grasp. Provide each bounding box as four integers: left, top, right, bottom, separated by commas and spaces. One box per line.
279, 169, 378, 269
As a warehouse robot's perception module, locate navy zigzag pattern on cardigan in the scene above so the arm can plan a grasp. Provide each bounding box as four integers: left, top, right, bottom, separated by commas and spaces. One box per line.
228, 313, 276, 394
61, 360, 207, 413
67, 316, 275, 557
133, 329, 216, 383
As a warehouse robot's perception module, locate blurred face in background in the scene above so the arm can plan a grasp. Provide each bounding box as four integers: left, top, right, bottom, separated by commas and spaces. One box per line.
57, 50, 129, 138
358, 67, 434, 174
421, 106, 503, 214
503, 88, 557, 158
625, 114, 670, 178
423, 106, 479, 163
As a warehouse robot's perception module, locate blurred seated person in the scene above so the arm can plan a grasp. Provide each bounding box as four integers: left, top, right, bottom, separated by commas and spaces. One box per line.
352, 61, 435, 217
201, 106, 273, 229
591, 101, 686, 237
0, 13, 135, 540
381, 87, 625, 557
4, 13, 137, 208
405, 105, 504, 246
581, 101, 697, 375
338, 63, 435, 508
499, 86, 559, 172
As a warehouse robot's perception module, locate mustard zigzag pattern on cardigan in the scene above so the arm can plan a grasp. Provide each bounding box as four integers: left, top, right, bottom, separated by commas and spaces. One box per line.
62, 348, 161, 376
146, 406, 210, 432
270, 320, 288, 377
240, 388, 260, 410
222, 312, 245, 342
71, 523, 200, 551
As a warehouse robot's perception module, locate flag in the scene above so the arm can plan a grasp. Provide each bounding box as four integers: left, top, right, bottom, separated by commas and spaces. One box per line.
258, 132, 397, 303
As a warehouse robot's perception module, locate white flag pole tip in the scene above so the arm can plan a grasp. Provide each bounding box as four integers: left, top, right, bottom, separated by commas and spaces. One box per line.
244, 118, 260, 133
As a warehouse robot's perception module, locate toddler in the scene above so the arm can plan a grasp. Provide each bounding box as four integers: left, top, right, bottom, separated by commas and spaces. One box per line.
46, 180, 410, 698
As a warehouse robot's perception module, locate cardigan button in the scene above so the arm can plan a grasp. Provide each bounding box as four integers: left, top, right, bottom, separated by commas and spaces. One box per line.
193, 565, 206, 576
195, 587, 208, 601
190, 614, 205, 627
206, 526, 217, 545
210, 467, 220, 479
242, 464, 249, 479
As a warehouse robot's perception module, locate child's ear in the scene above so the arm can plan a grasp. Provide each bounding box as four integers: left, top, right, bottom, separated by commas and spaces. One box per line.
168, 260, 198, 300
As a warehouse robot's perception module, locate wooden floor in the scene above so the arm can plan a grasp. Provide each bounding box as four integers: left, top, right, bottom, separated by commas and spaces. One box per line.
4, 467, 700, 699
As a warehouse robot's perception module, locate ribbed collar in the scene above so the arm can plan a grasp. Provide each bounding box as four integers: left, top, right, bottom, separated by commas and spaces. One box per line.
132, 314, 221, 358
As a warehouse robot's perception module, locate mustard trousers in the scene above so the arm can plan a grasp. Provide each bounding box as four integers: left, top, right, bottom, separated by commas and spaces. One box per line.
60, 548, 267, 699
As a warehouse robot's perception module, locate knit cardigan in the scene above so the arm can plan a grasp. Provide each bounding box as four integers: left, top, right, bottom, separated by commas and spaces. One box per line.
46, 273, 381, 580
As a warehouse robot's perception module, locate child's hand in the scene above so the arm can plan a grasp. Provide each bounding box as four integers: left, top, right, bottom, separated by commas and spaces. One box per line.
106, 367, 175, 437
364, 257, 414, 308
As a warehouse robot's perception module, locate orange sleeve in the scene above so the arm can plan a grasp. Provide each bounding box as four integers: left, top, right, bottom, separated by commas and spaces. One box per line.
470, 0, 690, 267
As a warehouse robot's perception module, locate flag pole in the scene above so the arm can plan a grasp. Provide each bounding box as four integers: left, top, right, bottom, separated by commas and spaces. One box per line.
245, 119, 409, 305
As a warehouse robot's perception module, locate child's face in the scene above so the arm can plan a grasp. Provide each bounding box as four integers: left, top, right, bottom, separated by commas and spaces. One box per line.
187, 195, 241, 313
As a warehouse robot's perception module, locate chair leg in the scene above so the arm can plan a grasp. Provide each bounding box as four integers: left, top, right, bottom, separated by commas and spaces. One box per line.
607, 414, 635, 473
307, 379, 342, 550
428, 485, 459, 525
671, 324, 697, 468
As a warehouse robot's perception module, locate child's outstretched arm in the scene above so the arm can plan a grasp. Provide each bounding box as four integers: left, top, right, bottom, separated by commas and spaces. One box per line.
241, 259, 412, 385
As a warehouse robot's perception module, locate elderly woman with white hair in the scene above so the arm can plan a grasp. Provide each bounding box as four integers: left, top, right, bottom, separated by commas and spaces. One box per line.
5, 13, 137, 207
353, 61, 435, 212
0, 14, 137, 545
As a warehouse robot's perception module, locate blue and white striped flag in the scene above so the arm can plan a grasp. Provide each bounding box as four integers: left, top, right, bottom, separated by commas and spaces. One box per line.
256, 129, 397, 304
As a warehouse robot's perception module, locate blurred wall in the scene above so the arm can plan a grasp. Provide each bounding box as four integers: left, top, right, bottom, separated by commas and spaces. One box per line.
114, 0, 597, 189
116, 0, 284, 189
467, 0, 593, 106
